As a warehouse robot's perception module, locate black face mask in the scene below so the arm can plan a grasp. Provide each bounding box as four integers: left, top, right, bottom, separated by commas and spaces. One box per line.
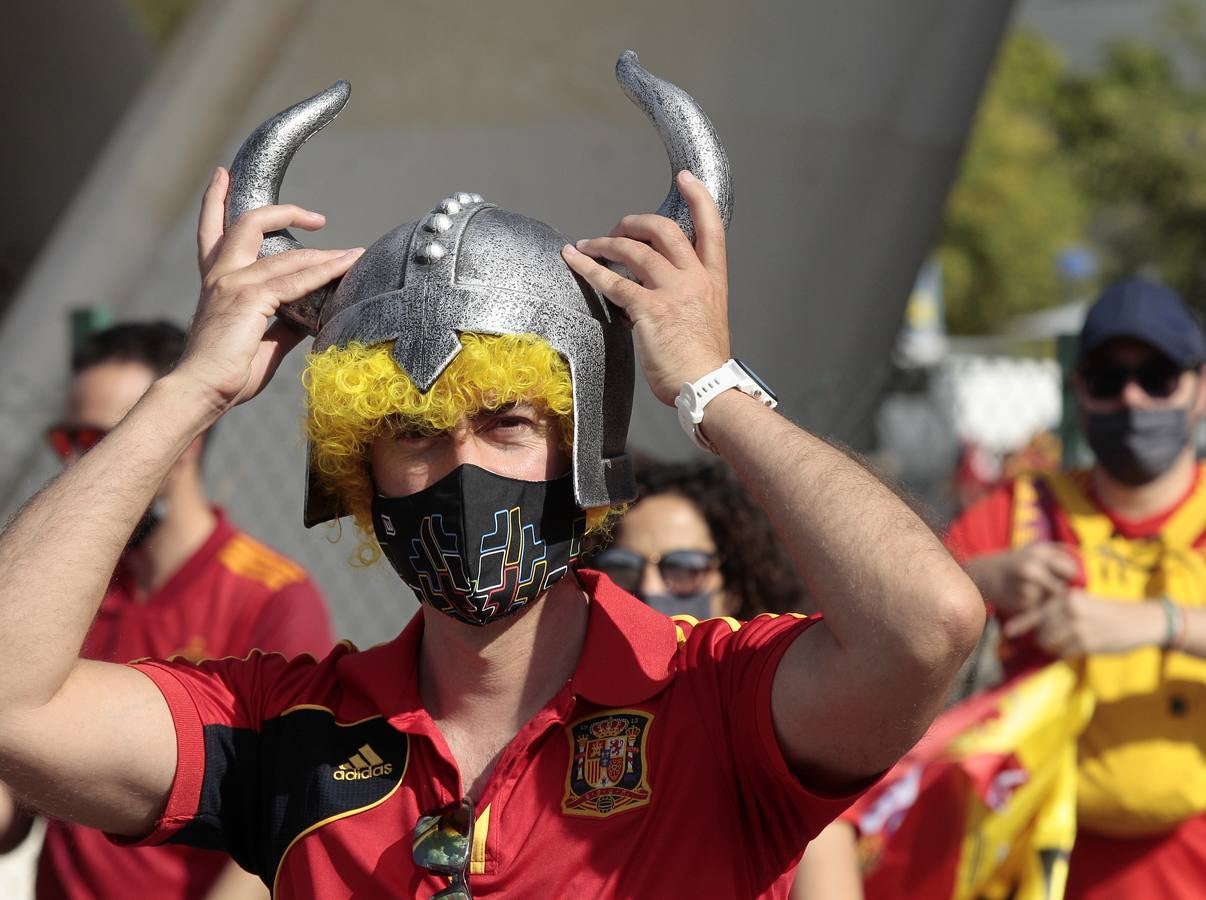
372, 465, 585, 626
641, 591, 715, 620
126, 499, 166, 551
1084, 407, 1192, 486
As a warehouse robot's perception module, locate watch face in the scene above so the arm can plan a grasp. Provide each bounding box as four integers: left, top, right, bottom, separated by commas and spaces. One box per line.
734, 358, 778, 403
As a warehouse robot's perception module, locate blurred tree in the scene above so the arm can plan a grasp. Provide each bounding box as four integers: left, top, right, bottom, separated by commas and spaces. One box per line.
1052, 4, 1206, 314
941, 3, 1206, 333
939, 32, 1088, 334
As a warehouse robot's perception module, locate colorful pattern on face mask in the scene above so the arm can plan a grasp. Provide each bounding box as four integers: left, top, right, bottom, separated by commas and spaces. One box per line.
372, 465, 585, 626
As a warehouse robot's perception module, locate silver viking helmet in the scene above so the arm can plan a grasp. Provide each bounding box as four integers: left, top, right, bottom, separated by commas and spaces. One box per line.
225, 51, 733, 528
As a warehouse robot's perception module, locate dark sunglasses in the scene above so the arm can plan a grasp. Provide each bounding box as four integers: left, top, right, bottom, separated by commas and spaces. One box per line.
46, 424, 109, 460
413, 798, 474, 900
592, 546, 718, 597
1079, 359, 1186, 400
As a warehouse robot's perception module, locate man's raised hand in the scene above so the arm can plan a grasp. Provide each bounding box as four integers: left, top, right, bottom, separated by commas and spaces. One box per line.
179, 166, 363, 414
561, 169, 730, 406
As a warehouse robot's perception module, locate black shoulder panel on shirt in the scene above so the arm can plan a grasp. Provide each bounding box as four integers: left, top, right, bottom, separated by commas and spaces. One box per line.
167, 709, 408, 888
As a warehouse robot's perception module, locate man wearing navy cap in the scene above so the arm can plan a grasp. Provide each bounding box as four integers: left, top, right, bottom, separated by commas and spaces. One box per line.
946, 276, 1206, 898
1074, 277, 1206, 488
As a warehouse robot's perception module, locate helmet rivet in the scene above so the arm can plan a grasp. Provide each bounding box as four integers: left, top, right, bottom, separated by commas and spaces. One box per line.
439, 198, 462, 215
415, 241, 448, 263
424, 213, 453, 233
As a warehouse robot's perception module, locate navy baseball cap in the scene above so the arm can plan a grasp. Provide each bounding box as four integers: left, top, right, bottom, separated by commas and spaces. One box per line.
1079, 277, 1206, 369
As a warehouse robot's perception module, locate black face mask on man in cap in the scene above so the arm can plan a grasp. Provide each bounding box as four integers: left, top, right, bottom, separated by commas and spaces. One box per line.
1075, 278, 1204, 488
1084, 407, 1192, 487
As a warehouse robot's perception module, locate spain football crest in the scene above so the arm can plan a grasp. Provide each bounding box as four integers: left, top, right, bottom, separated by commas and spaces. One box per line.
563, 710, 653, 818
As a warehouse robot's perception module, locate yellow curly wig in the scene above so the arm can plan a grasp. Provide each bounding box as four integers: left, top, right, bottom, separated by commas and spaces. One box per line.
303, 333, 618, 563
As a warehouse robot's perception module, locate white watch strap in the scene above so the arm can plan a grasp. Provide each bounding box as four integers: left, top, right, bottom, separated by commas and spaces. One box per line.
675, 359, 777, 452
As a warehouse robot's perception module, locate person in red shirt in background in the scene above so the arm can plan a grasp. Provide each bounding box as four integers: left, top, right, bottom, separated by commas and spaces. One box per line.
0, 321, 334, 900
947, 277, 1206, 899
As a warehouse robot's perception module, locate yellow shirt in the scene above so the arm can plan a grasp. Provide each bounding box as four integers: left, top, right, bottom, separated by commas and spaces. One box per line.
1012, 466, 1206, 836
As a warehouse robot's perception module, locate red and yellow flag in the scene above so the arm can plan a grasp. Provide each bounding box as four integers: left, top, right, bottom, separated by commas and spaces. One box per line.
847, 661, 1093, 900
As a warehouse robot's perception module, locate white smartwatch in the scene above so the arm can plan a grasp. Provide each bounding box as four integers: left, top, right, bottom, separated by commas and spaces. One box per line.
675, 358, 779, 453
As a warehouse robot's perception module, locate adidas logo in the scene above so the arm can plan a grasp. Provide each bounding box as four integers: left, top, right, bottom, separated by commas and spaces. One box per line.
333, 744, 394, 781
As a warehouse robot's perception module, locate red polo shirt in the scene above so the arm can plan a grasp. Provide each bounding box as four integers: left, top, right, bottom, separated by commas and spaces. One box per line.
40, 509, 333, 900
128, 571, 867, 898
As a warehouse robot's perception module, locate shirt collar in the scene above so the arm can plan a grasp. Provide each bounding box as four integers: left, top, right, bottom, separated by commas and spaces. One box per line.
336, 569, 679, 725
571, 569, 679, 705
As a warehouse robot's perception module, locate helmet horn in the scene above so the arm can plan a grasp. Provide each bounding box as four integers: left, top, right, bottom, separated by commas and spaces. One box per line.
615, 51, 733, 241
225, 81, 351, 335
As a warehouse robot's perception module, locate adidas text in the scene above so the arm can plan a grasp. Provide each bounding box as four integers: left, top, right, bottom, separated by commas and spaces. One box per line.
333, 763, 393, 780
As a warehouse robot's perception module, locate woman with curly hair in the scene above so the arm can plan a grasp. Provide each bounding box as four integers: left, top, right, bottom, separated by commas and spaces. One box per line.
591, 456, 811, 620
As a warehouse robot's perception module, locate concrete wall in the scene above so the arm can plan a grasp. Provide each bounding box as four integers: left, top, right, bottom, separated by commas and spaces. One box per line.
0, 0, 154, 312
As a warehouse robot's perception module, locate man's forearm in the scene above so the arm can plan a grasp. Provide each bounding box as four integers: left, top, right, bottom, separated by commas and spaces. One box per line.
703, 391, 983, 664
1105, 602, 1206, 659
0, 373, 216, 713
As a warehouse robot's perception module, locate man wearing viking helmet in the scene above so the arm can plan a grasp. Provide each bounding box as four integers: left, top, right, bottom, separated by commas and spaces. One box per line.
0, 54, 983, 898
